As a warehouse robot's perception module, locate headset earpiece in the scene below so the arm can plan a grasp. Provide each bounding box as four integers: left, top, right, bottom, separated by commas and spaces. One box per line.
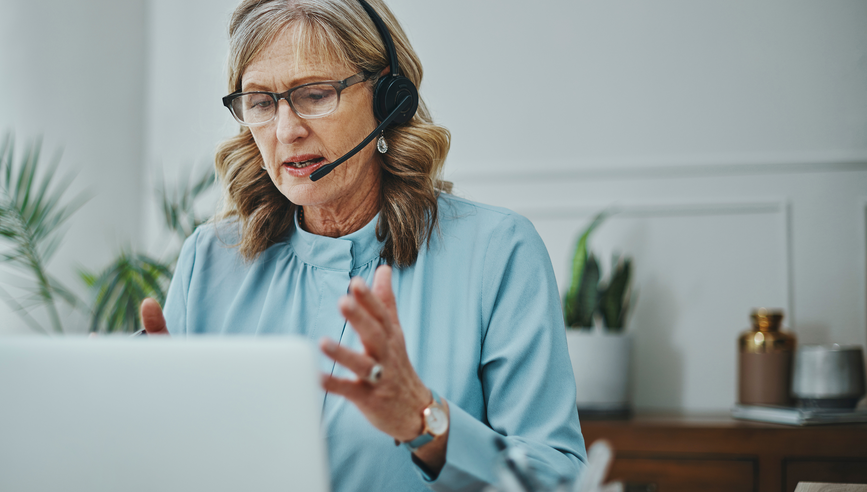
373, 74, 419, 125
358, 0, 418, 126
309, 0, 418, 181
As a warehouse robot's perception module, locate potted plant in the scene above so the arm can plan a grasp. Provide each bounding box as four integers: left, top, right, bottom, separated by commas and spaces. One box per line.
0, 131, 214, 334
563, 211, 635, 419
81, 165, 215, 333
0, 133, 88, 334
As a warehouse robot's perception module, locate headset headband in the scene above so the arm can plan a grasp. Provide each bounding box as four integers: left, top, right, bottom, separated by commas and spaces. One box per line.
358, 0, 400, 77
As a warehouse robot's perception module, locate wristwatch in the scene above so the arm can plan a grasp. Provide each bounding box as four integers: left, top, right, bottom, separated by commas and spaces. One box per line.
402, 389, 448, 452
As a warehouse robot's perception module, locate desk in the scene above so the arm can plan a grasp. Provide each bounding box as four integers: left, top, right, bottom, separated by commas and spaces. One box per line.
581, 413, 867, 492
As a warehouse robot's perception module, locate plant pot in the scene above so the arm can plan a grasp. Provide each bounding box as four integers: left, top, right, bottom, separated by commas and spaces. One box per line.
565, 328, 633, 419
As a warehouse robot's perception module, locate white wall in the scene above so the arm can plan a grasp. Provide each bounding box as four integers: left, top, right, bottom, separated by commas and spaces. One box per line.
390, 0, 867, 411
141, 0, 239, 256
0, 0, 147, 334
400, 0, 867, 171
3, 0, 865, 411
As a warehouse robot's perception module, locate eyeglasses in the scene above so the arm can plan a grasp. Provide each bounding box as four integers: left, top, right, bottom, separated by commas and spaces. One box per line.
222, 71, 374, 126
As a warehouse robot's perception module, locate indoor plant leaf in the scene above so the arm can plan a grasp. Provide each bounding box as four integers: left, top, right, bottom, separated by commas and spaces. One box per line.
599, 256, 632, 332
574, 253, 600, 328
564, 211, 608, 328
0, 133, 86, 333
82, 250, 173, 333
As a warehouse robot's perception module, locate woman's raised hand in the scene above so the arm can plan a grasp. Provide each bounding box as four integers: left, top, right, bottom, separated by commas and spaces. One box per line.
140, 298, 170, 335
319, 265, 437, 443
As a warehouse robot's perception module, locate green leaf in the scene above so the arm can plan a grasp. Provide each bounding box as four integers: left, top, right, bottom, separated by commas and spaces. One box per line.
157, 163, 215, 241
82, 251, 173, 333
599, 256, 632, 331
564, 211, 608, 327
0, 132, 87, 333
573, 253, 600, 328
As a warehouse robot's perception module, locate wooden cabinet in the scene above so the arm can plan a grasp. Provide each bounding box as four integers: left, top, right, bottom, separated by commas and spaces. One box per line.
581, 414, 867, 492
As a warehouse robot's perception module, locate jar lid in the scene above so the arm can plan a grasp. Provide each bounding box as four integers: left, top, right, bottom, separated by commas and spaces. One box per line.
750, 308, 784, 331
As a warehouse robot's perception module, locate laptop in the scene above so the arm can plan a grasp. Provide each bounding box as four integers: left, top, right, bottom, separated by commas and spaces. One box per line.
0, 336, 331, 492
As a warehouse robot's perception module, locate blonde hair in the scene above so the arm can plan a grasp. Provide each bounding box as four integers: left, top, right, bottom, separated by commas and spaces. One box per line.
215, 0, 451, 266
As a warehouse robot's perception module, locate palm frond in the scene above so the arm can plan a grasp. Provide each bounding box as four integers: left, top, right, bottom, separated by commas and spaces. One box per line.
157, 163, 216, 241
81, 251, 173, 333
0, 132, 87, 333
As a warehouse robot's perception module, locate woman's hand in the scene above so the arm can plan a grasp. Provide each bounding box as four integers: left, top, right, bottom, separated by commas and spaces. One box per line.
140, 298, 170, 335
320, 265, 448, 469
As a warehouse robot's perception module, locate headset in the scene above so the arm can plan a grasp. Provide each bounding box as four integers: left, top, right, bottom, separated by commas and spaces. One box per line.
309, 0, 419, 181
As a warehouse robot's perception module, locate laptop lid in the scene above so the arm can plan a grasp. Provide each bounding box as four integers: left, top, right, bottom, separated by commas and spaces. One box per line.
0, 336, 331, 492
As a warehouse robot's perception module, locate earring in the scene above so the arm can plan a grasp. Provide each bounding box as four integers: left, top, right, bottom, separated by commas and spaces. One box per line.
376, 132, 388, 154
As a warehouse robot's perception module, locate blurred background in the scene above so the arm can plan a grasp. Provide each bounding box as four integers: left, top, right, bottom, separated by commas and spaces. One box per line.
1, 0, 865, 414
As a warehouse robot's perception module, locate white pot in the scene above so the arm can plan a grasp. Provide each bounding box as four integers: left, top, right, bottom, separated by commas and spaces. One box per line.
565, 329, 633, 412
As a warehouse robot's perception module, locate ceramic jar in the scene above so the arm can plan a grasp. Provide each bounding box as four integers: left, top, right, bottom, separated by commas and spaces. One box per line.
737, 308, 797, 406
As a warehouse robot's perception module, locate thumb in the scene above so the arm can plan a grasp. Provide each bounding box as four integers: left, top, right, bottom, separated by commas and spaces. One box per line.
140, 298, 170, 335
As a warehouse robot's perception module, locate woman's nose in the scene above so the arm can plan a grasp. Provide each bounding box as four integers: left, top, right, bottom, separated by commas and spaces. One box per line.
275, 100, 309, 145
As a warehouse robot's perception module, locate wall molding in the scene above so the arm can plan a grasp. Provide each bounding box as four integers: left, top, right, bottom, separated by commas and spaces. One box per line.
450, 159, 867, 184
515, 200, 784, 220
519, 199, 795, 328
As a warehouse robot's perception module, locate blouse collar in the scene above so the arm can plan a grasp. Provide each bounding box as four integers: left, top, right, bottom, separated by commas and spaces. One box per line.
287, 208, 383, 272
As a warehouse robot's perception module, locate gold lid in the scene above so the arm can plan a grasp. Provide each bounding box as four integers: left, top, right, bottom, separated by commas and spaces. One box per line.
740, 308, 795, 353
750, 308, 784, 331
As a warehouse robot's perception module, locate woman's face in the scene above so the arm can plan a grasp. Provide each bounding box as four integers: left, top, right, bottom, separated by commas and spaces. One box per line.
242, 26, 381, 211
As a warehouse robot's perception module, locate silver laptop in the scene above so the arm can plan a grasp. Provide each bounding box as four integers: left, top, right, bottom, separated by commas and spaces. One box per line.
0, 336, 331, 492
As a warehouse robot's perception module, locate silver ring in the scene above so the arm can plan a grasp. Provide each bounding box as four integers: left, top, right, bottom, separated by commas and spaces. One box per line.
366, 363, 383, 384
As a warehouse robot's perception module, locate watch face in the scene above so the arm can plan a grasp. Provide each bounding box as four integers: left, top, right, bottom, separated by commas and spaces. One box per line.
424, 406, 448, 436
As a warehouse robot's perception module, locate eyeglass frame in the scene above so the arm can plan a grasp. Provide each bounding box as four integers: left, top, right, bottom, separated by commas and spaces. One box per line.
221, 70, 376, 126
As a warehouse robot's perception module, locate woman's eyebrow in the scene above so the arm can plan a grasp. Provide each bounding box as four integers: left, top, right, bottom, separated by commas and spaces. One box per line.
240, 81, 271, 92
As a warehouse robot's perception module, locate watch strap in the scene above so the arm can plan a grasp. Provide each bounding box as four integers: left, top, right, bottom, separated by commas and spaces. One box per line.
402, 389, 442, 452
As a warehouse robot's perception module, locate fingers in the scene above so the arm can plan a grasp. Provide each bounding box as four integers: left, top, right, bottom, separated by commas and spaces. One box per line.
348, 276, 394, 332
371, 265, 399, 325
339, 294, 387, 357
320, 338, 380, 383
140, 298, 170, 335
320, 373, 367, 401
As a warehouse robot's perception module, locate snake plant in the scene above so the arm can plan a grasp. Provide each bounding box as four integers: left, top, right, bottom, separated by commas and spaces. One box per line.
563, 211, 634, 332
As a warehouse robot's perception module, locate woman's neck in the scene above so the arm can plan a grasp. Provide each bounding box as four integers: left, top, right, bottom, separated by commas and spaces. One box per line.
300, 179, 381, 238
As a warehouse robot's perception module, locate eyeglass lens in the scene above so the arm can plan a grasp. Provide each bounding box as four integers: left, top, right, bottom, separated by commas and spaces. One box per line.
232, 84, 340, 124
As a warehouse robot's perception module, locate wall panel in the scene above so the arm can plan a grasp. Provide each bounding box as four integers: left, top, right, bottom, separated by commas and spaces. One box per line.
454, 166, 867, 411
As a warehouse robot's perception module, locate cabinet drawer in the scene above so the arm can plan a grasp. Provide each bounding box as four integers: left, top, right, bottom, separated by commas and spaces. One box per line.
785, 459, 867, 492
608, 456, 757, 492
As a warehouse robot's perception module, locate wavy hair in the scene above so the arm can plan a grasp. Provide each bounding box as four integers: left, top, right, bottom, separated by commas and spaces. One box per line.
215, 0, 451, 266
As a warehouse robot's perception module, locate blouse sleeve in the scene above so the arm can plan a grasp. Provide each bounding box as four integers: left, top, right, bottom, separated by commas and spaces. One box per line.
163, 228, 200, 336
423, 213, 587, 490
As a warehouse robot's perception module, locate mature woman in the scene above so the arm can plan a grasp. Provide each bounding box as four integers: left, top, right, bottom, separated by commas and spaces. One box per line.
141, 0, 587, 489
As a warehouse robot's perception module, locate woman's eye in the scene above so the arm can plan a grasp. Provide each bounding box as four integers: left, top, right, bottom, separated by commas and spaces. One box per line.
305, 91, 327, 101
247, 96, 273, 109
297, 87, 336, 105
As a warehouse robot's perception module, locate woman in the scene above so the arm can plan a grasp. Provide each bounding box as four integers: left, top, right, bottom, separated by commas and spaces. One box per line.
141, 0, 587, 489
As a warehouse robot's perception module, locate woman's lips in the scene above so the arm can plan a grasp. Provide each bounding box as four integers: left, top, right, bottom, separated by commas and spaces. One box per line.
281, 155, 327, 178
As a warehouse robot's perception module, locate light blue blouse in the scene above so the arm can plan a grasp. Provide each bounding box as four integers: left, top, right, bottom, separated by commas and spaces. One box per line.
164, 194, 587, 491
